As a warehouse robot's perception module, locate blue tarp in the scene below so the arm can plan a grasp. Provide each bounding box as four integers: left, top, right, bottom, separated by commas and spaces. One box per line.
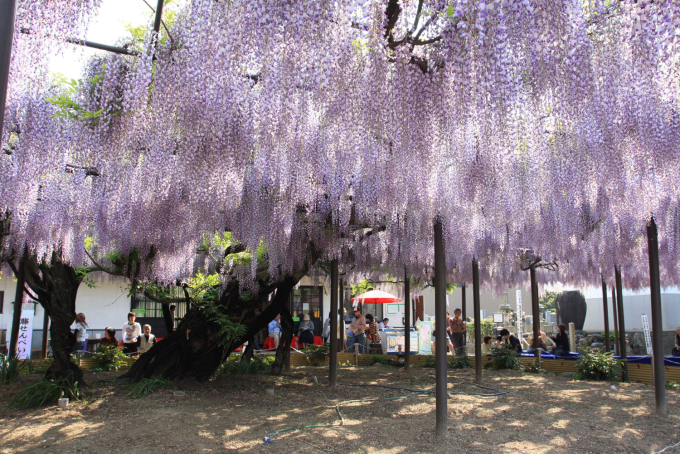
517, 352, 680, 367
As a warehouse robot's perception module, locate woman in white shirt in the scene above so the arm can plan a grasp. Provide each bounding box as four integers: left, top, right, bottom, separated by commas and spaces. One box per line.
72, 313, 88, 352
123, 312, 142, 355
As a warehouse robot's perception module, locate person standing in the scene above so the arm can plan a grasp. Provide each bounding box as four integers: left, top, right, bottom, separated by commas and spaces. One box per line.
350, 307, 366, 353
123, 312, 142, 355
72, 313, 88, 353
448, 308, 466, 356
139, 324, 157, 354
268, 314, 282, 348
672, 327, 680, 356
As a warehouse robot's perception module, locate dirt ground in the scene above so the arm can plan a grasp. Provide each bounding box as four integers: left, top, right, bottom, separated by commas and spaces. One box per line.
0, 365, 679, 454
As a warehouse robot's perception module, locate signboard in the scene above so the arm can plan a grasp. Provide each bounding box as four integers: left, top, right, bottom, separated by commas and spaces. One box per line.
418, 320, 433, 354
516, 290, 523, 341
386, 303, 402, 315
17, 309, 34, 360
641, 314, 652, 355
493, 313, 504, 323
132, 308, 146, 315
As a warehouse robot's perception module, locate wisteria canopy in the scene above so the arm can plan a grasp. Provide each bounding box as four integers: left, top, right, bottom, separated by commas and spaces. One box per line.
2, 0, 680, 291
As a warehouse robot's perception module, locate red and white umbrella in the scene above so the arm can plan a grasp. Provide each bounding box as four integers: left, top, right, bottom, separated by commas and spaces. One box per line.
350, 289, 402, 305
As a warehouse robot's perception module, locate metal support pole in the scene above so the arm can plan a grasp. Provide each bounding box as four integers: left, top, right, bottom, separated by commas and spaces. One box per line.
612, 286, 619, 356
461, 284, 467, 352
530, 266, 540, 359
153, 0, 166, 34
329, 259, 339, 387
615, 266, 628, 381
647, 219, 666, 416
339, 278, 345, 354
602, 278, 610, 354
433, 219, 448, 438
284, 293, 291, 371
0, 0, 18, 136
404, 270, 411, 370
472, 260, 482, 384
9, 251, 25, 359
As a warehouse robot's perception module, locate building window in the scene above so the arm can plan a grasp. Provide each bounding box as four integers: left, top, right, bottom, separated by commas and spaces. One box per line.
130, 288, 187, 320
291, 286, 322, 336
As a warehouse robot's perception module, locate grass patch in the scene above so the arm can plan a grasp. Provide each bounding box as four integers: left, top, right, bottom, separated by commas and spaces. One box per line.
448, 356, 472, 369
1, 354, 32, 384
11, 378, 81, 408
126, 377, 176, 398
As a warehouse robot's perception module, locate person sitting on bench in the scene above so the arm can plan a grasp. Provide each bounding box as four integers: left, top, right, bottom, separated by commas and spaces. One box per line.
673, 327, 680, 357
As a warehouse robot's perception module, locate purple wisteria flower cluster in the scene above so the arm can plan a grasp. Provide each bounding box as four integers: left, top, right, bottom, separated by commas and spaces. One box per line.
1, 0, 680, 292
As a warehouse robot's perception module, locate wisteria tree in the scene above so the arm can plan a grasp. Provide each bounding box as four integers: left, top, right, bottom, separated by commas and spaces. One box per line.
2, 0, 680, 380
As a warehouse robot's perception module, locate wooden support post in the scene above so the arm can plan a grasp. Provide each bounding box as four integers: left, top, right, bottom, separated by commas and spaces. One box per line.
530, 266, 540, 359
461, 284, 467, 352
612, 286, 619, 356
9, 252, 26, 359
434, 219, 448, 438
615, 266, 628, 381
404, 270, 411, 370
472, 261, 482, 383
0, 0, 17, 135
329, 259, 339, 387
602, 279, 610, 354
646, 219, 666, 416
41, 310, 49, 359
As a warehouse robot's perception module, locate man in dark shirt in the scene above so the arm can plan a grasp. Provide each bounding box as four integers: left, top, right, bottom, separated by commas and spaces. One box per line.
500, 328, 522, 353
448, 308, 466, 356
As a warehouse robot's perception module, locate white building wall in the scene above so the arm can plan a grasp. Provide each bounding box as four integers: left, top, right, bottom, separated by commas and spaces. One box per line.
420, 286, 533, 321
583, 290, 680, 332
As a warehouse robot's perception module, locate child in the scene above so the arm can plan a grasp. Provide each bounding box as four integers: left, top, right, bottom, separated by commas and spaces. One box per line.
481, 335, 494, 355
123, 312, 142, 355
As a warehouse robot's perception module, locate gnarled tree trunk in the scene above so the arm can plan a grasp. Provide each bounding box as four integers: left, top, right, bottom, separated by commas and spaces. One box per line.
24, 252, 83, 384
123, 273, 303, 382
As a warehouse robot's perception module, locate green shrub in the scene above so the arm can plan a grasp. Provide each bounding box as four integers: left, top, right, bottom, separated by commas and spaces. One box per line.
91, 346, 127, 372
0, 354, 31, 384
448, 356, 472, 369
524, 361, 546, 374
220, 355, 275, 375
126, 377, 176, 398
666, 381, 678, 389
421, 356, 436, 368
601, 332, 616, 343
304, 344, 329, 366
468, 318, 495, 337
485, 347, 523, 370
11, 378, 81, 408
575, 349, 621, 381
368, 354, 390, 365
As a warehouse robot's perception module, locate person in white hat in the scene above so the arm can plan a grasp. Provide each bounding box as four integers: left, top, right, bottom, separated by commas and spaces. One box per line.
298, 313, 315, 348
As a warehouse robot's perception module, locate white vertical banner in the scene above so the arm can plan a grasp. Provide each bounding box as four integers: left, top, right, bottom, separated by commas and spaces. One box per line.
516, 290, 523, 341
17, 309, 35, 360
641, 314, 652, 356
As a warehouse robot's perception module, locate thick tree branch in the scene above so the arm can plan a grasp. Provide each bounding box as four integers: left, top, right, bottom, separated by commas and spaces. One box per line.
84, 249, 123, 276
